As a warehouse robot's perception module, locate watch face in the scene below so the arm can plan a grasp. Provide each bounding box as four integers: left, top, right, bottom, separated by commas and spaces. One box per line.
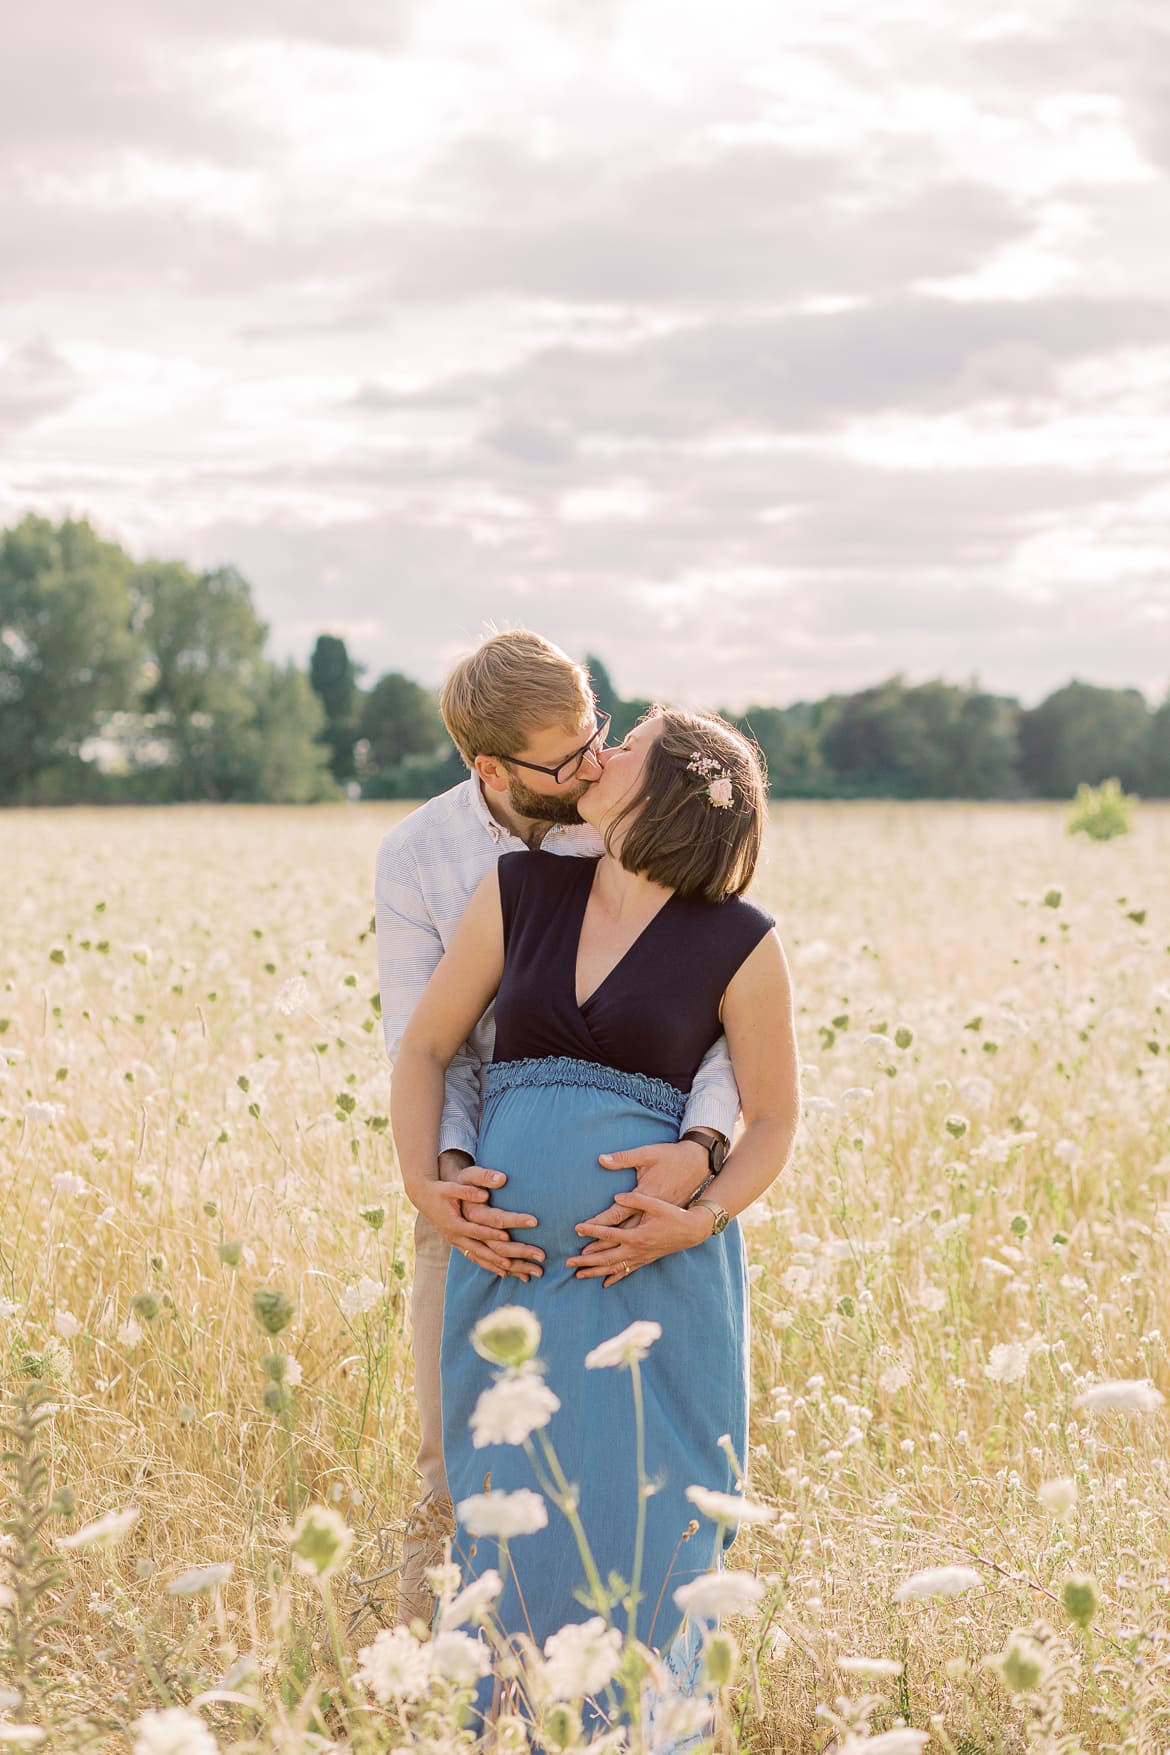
714, 1208, 729, 1233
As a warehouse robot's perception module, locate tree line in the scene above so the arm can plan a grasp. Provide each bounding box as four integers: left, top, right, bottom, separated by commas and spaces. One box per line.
2, 513, 1169, 805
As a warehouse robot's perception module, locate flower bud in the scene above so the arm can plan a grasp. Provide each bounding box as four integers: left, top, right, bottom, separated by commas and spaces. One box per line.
252, 1288, 295, 1336
216, 1239, 243, 1268
360, 1205, 385, 1231
130, 1293, 160, 1322
543, 1704, 582, 1750
1062, 1574, 1098, 1629
290, 1504, 354, 1579
996, 1633, 1045, 1693
702, 1631, 739, 1689
471, 1305, 541, 1368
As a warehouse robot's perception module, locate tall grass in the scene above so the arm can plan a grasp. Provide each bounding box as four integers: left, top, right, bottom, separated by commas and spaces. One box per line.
1, 802, 1168, 1752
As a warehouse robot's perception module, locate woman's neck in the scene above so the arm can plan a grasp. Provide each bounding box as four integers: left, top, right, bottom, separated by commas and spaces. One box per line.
592, 851, 673, 918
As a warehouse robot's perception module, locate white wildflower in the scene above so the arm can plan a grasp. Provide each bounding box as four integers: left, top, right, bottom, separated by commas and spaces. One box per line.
117, 1317, 144, 1348
1074, 1379, 1164, 1414
277, 1354, 302, 1387
53, 1311, 81, 1340
0, 1695, 21, 1716
685, 1486, 777, 1527
0, 1301, 20, 1322
0, 1730, 48, 1749
837, 1656, 904, 1679
934, 1214, 971, 1243
879, 1364, 910, 1394
431, 1629, 491, 1687
585, 1320, 662, 1369
274, 977, 312, 1016
340, 1276, 386, 1317
841, 1733, 929, 1755
985, 1343, 1029, 1385
442, 1569, 503, 1628
674, 1570, 766, 1620
471, 1372, 560, 1448
472, 1306, 542, 1368
167, 1563, 233, 1595
356, 1626, 433, 1703
458, 1489, 548, 1539
956, 1076, 993, 1112
23, 1102, 65, 1125
839, 1087, 873, 1111
894, 1565, 982, 1602
50, 1171, 88, 1198
59, 1506, 140, 1550
917, 1286, 946, 1313
1038, 1478, 1078, 1516
131, 1708, 219, 1755
543, 1616, 623, 1699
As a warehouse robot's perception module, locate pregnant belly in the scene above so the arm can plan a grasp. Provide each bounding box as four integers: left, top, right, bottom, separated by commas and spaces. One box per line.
475, 1079, 679, 1264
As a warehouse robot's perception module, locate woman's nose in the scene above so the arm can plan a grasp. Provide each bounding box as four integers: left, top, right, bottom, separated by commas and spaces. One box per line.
578, 744, 607, 780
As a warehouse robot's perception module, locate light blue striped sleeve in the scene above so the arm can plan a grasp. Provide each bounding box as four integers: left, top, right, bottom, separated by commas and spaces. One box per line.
374, 832, 482, 1160
682, 1034, 740, 1142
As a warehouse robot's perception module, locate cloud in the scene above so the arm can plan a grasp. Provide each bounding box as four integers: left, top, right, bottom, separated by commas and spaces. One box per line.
355, 294, 1170, 437
0, 341, 82, 438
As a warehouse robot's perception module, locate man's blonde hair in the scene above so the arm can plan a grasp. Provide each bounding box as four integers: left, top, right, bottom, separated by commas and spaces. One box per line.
440, 629, 594, 768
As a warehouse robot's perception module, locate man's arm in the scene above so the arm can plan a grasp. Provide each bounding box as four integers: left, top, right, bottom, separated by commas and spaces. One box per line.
374, 833, 483, 1158
681, 1033, 740, 1144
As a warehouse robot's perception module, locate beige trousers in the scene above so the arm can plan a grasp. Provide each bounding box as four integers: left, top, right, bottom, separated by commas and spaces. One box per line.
410, 1210, 451, 1503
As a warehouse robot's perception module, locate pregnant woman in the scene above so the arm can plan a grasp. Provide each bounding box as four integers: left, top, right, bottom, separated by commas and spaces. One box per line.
391, 706, 799, 1732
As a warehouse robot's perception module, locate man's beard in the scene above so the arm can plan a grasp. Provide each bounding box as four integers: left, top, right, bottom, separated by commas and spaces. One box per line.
505, 771, 588, 826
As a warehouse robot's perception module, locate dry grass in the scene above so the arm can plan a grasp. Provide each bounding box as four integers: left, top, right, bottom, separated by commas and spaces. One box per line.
2, 801, 1169, 1753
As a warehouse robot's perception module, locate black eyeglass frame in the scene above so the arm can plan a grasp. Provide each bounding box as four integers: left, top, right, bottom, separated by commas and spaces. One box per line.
495, 712, 612, 785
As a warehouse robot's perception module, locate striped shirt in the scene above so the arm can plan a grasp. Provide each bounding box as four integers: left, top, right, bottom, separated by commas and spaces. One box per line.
374, 775, 739, 1157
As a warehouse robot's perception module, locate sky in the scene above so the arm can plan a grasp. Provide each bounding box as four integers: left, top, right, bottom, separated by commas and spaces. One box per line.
2, 0, 1168, 710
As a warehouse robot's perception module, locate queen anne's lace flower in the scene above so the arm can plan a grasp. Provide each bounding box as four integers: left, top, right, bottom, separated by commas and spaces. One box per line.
340, 1276, 386, 1317
674, 1569, 766, 1619
458, 1489, 548, 1539
441, 1569, 503, 1628
471, 1372, 560, 1447
584, 1321, 661, 1369
1073, 1379, 1164, 1414
356, 1626, 432, 1703
894, 1565, 982, 1602
59, 1507, 139, 1550
132, 1707, 219, 1755
430, 1630, 491, 1687
685, 1485, 776, 1526
542, 1616, 623, 1699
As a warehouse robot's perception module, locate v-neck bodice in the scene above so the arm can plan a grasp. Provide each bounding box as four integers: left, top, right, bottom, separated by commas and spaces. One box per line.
492, 851, 775, 1093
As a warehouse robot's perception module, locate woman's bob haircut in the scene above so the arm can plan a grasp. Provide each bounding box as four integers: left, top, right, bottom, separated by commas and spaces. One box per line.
605, 707, 768, 904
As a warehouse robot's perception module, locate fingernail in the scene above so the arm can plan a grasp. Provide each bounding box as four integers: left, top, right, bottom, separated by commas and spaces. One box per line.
489, 1173, 505, 1184
599, 1154, 612, 1164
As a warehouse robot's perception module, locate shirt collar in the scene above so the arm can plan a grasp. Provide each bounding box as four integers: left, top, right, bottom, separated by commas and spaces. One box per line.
466, 774, 601, 853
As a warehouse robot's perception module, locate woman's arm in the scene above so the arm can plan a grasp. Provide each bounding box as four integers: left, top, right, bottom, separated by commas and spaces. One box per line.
390, 869, 531, 1276
569, 929, 799, 1284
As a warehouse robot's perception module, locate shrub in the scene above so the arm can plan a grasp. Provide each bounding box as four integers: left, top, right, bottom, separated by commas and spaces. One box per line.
1067, 776, 1136, 841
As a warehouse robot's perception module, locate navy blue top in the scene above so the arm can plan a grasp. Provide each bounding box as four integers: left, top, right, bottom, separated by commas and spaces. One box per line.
492, 852, 775, 1093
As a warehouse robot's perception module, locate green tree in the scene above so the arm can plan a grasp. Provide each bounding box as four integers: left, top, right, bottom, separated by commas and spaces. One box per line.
253, 662, 338, 802
309, 633, 362, 782
357, 672, 447, 793
1148, 689, 1170, 798
1019, 681, 1151, 796
0, 515, 143, 800
820, 678, 1020, 797
132, 561, 270, 800
730, 704, 827, 798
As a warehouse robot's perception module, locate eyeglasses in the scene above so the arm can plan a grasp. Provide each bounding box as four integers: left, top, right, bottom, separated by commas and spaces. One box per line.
498, 712, 612, 785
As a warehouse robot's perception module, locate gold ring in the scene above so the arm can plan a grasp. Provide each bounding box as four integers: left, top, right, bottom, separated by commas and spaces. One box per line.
623, 1263, 631, 1277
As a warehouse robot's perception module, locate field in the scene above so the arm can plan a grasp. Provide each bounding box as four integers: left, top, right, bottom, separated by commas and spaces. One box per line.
2, 801, 1169, 1753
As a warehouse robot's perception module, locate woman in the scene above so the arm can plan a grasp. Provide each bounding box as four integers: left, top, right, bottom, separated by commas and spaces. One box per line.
391, 706, 799, 1725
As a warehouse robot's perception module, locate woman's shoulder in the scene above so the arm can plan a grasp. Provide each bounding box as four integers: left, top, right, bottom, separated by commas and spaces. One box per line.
498, 848, 597, 891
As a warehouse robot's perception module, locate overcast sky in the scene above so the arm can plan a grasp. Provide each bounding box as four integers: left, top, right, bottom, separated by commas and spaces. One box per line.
2, 0, 1168, 709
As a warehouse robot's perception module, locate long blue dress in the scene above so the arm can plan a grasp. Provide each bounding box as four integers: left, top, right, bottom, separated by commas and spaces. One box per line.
440, 853, 773, 1721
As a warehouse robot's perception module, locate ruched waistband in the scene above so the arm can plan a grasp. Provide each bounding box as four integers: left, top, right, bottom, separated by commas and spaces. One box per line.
484, 1055, 688, 1125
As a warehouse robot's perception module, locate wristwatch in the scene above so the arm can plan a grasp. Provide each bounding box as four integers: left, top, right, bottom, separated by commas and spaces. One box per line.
692, 1199, 730, 1236
683, 1129, 728, 1178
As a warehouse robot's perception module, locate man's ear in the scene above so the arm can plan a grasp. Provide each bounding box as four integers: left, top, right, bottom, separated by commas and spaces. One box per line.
474, 754, 509, 794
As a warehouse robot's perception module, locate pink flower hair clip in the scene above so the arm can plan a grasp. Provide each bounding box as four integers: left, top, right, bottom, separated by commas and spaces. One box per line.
687, 751, 735, 809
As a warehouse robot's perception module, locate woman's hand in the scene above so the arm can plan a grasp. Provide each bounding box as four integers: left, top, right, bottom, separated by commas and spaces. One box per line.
568, 1190, 714, 1287
414, 1166, 546, 1281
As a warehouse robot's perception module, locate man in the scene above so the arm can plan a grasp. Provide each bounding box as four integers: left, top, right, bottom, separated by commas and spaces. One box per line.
374, 630, 738, 1623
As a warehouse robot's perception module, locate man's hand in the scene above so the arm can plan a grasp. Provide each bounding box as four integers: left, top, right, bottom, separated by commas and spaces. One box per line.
576, 1136, 711, 1234
431, 1149, 544, 1280
568, 1191, 713, 1287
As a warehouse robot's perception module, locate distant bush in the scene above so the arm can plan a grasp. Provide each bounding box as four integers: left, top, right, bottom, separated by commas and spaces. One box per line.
1067, 777, 1136, 841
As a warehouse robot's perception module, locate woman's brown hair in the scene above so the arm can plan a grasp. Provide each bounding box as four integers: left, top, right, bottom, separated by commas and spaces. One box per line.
606, 707, 768, 903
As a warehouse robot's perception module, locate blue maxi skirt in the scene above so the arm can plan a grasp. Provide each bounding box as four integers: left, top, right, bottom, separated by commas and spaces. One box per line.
441, 1057, 749, 1707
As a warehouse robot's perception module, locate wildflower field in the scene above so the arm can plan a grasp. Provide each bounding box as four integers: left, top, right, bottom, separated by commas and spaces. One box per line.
3, 801, 1170, 1754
